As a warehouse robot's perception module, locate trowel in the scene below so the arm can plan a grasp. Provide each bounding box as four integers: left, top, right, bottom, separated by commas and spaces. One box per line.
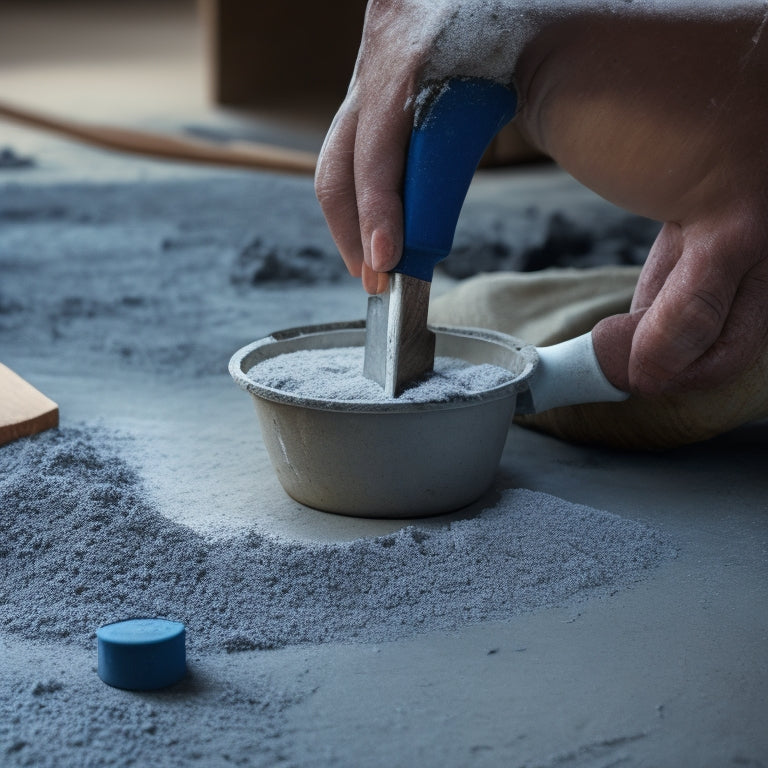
364, 78, 518, 396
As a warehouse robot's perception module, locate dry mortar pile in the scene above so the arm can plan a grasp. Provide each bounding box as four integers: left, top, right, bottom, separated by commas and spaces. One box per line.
247, 347, 514, 403
0, 427, 671, 655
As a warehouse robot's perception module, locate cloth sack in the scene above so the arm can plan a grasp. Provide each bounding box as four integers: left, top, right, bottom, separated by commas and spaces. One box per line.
429, 266, 768, 449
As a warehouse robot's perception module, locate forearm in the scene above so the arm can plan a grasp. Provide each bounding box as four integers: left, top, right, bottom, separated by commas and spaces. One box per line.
514, 6, 768, 222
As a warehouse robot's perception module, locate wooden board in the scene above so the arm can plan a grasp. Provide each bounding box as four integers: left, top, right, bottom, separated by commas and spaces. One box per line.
0, 364, 59, 446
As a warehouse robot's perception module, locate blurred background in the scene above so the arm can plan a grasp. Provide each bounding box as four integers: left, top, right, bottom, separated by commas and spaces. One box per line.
0, 0, 535, 164
0, 0, 364, 153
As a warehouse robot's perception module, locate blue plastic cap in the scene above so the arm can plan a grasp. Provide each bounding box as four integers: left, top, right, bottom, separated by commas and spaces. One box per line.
395, 78, 518, 282
97, 618, 186, 691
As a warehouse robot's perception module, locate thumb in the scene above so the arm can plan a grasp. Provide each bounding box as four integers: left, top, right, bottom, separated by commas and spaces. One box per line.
592, 310, 646, 393
629, 217, 765, 395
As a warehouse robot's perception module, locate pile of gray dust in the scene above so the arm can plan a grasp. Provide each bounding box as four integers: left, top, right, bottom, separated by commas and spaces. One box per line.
247, 347, 515, 402
0, 427, 671, 654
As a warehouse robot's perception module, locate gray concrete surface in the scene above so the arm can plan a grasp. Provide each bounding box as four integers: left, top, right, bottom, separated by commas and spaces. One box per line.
1, 130, 766, 767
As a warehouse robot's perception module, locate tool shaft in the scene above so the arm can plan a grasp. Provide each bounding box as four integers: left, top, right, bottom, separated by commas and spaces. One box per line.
364, 273, 435, 397
363, 78, 517, 396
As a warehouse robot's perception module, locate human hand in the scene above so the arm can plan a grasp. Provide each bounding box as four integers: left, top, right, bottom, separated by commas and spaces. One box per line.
314, 1, 422, 294
592, 213, 768, 397
316, 1, 768, 396
315, 0, 530, 294
515, 11, 768, 396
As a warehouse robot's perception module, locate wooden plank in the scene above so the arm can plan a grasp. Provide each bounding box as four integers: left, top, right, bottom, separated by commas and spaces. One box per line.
0, 98, 318, 175
0, 364, 59, 447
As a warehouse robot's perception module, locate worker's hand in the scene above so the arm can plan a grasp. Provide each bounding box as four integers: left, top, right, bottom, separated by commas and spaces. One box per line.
592, 214, 768, 396
316, 1, 768, 396
315, 0, 522, 294
517, 12, 768, 397
315, 1, 427, 294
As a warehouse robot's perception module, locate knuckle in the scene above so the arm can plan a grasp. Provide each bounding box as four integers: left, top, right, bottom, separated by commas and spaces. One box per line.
314, 167, 350, 212
629, 344, 678, 396
313, 169, 335, 206
669, 286, 726, 351
628, 287, 733, 396
689, 288, 726, 322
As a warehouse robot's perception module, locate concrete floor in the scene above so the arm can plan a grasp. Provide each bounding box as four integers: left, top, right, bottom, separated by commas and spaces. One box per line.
2, 5, 767, 763
2, 136, 766, 765
7, 345, 768, 766
73, 375, 768, 767
78, 371, 768, 767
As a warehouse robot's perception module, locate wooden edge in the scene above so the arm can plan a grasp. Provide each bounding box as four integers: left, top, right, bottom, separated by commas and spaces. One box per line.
0, 363, 59, 447
0, 99, 318, 175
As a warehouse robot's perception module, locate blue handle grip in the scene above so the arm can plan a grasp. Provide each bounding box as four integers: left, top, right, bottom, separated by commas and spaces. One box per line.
394, 78, 518, 282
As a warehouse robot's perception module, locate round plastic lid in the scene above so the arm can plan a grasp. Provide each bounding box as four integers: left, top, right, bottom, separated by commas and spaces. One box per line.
97, 618, 186, 691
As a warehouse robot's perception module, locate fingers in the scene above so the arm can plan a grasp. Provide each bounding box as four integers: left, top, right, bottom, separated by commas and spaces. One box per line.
592, 310, 646, 392
630, 222, 683, 312
362, 263, 389, 294
316, 0, 437, 290
595, 212, 768, 397
354, 88, 412, 273
315, 105, 364, 277
662, 257, 768, 390
315, 73, 414, 288
629, 215, 768, 394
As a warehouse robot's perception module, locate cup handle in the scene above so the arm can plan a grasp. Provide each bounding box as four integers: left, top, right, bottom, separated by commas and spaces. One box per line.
515, 332, 629, 415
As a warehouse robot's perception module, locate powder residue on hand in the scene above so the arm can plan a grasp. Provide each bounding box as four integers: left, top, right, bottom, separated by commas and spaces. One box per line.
0, 428, 672, 655
247, 347, 514, 403
415, 0, 745, 87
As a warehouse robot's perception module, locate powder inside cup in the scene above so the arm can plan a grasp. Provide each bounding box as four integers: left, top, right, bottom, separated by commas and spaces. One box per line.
247, 346, 514, 403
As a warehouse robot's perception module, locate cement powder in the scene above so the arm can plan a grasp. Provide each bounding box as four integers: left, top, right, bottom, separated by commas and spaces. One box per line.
1, 638, 300, 768
0, 427, 670, 655
247, 347, 514, 402
0, 178, 659, 385
0, 163, 674, 766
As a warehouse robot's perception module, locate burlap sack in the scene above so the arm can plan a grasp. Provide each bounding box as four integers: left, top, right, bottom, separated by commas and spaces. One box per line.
429, 267, 768, 450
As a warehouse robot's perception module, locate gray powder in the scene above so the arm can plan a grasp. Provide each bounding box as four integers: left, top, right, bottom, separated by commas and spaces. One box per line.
0, 428, 671, 655
0, 166, 676, 767
247, 347, 514, 402
0, 176, 659, 383
1, 638, 300, 768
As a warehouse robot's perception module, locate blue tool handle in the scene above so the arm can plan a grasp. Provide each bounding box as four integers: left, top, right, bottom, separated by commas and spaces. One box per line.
394, 78, 518, 282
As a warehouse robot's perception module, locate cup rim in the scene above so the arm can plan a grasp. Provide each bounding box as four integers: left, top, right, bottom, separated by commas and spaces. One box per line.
228, 321, 536, 414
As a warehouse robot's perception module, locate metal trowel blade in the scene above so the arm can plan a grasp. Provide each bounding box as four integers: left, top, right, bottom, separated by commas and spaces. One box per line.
363, 273, 436, 398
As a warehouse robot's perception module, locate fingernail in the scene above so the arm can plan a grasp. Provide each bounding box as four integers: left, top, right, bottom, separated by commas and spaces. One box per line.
371, 229, 395, 272
362, 264, 379, 295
